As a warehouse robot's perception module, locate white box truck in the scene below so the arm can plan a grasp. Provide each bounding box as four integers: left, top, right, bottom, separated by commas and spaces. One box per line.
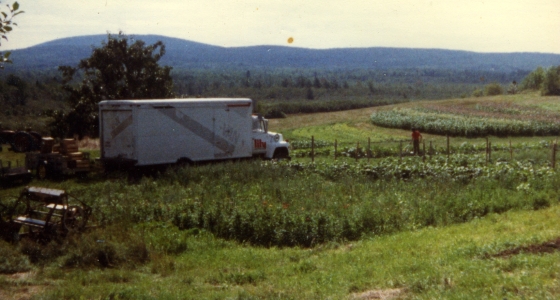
99, 98, 289, 168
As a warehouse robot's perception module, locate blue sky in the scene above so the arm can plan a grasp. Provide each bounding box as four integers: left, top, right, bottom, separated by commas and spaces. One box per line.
2, 0, 559, 53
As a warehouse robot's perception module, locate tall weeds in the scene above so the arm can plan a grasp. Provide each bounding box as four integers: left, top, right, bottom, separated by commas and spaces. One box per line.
60, 158, 557, 247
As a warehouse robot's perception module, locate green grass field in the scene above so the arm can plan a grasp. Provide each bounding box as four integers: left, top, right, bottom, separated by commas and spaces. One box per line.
2, 93, 560, 299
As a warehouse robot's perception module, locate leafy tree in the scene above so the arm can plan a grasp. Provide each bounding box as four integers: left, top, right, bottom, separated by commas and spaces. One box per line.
51, 32, 174, 137
306, 87, 314, 100
330, 78, 339, 89
541, 66, 560, 96
280, 77, 292, 88
0, 1, 23, 68
5, 73, 27, 105
520, 66, 545, 91
296, 76, 311, 88
313, 77, 321, 88
321, 78, 331, 89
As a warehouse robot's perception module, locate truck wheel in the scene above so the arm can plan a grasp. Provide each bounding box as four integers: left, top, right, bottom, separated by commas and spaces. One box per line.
12, 132, 34, 152
273, 148, 290, 161
63, 205, 88, 231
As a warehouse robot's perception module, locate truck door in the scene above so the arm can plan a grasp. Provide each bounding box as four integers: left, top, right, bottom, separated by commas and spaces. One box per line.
101, 110, 135, 159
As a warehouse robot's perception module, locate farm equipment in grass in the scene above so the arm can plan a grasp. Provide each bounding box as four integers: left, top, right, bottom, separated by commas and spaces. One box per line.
0, 186, 92, 242
0, 128, 42, 153
25, 138, 93, 180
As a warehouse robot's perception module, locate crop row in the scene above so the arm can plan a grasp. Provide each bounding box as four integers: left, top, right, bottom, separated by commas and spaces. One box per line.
284, 155, 556, 182
290, 139, 554, 159
370, 108, 560, 137
45, 155, 557, 247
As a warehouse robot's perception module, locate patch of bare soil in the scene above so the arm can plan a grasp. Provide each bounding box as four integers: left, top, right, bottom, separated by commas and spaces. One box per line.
350, 288, 405, 300
492, 237, 560, 258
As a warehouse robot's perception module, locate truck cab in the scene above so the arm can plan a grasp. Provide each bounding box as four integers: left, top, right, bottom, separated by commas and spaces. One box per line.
251, 115, 290, 160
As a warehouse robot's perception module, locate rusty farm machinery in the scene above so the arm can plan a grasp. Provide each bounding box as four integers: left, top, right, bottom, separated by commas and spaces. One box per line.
0, 128, 42, 153
1, 186, 92, 242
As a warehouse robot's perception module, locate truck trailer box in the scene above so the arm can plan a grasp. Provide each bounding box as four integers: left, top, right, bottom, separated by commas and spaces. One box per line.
99, 98, 255, 167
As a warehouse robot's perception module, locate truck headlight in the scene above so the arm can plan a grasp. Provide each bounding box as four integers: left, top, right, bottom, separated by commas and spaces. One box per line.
274, 134, 280, 142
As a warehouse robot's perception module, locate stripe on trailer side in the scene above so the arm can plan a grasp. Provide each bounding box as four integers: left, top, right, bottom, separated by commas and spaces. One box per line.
155, 107, 235, 155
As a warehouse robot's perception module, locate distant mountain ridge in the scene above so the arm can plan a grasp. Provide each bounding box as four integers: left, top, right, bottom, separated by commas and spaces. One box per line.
5, 34, 560, 72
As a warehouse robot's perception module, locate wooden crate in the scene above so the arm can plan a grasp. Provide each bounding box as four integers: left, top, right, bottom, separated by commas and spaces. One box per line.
41, 137, 55, 154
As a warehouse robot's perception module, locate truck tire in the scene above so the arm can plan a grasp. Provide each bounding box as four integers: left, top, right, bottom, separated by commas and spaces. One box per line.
12, 132, 35, 152
273, 148, 290, 161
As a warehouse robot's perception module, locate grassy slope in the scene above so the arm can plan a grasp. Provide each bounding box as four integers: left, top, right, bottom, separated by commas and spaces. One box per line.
3, 204, 560, 299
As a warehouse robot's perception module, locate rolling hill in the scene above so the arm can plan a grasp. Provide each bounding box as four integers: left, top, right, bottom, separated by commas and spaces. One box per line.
4, 34, 560, 73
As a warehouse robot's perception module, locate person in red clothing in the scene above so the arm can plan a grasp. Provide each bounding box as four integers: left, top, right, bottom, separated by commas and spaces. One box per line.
411, 128, 422, 155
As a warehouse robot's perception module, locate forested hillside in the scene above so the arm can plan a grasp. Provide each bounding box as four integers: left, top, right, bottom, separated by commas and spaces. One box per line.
5, 34, 560, 72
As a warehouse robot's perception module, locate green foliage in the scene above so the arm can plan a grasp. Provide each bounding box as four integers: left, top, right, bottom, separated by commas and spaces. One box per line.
306, 87, 314, 100
0, 240, 31, 274
483, 83, 503, 96
7, 204, 560, 299
506, 81, 518, 94
370, 107, 560, 137
16, 227, 150, 268
519, 65, 560, 96
472, 89, 483, 97
4, 74, 27, 104
0, 73, 28, 113
1, 66, 529, 134
50, 32, 174, 138
520, 66, 545, 91
33, 157, 551, 248
169, 157, 557, 247
264, 109, 286, 119
541, 66, 560, 96
0, 1, 23, 68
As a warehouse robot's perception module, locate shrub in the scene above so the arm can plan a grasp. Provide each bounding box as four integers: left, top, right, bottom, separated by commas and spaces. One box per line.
484, 83, 503, 96
264, 109, 287, 119
472, 89, 483, 97
541, 66, 560, 96
507, 82, 518, 94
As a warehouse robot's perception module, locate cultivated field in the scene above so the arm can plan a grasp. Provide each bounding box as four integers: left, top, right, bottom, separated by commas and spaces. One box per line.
2, 93, 560, 299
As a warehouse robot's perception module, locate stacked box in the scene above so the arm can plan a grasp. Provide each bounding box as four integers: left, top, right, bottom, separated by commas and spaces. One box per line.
41, 137, 55, 153
59, 138, 90, 169
75, 160, 90, 168
60, 139, 79, 154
